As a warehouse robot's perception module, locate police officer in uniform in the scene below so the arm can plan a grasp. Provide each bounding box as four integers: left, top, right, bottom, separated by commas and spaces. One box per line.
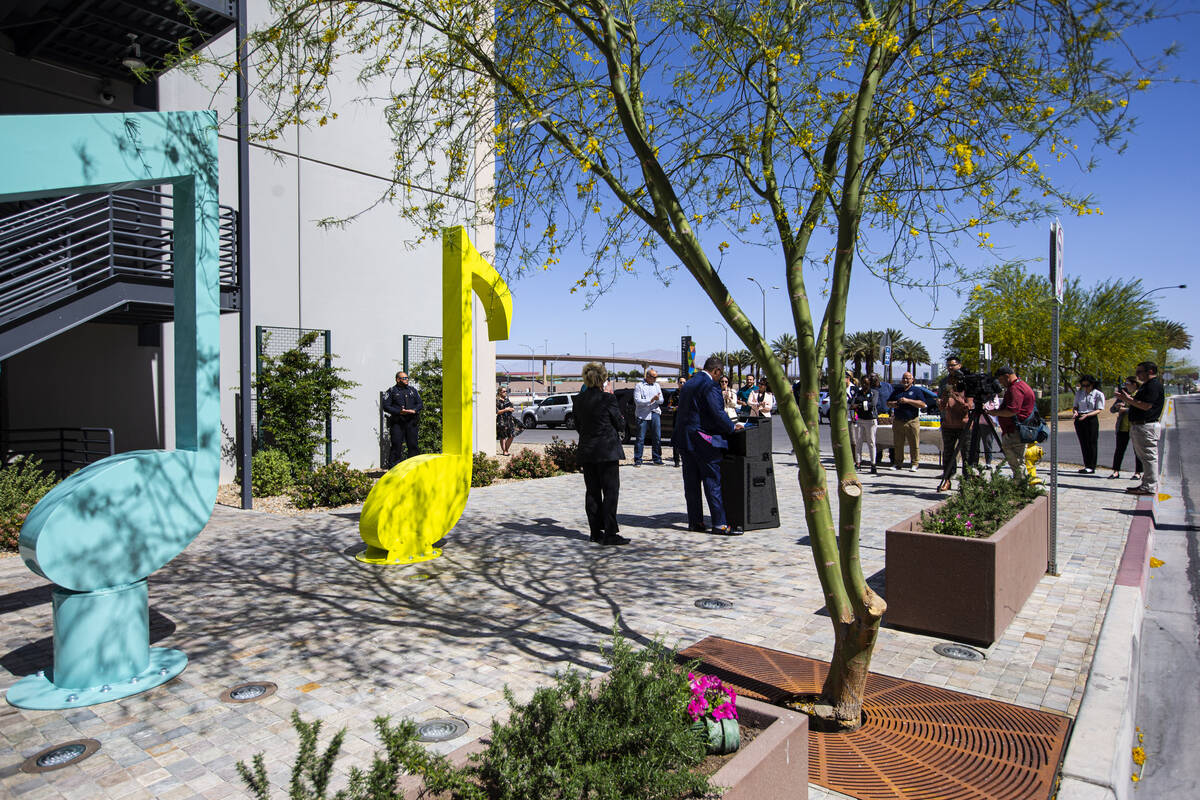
383, 370, 423, 466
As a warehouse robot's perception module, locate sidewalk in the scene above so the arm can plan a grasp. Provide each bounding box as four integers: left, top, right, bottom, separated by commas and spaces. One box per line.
1, 456, 1141, 799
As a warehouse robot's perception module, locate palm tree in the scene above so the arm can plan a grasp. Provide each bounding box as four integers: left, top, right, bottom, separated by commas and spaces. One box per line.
771, 333, 798, 379
860, 329, 884, 376
844, 331, 869, 378
710, 350, 730, 375
894, 338, 931, 376
1144, 319, 1191, 371
731, 349, 754, 382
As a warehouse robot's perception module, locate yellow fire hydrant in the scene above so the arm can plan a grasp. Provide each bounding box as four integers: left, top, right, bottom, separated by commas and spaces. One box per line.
1024, 443, 1044, 484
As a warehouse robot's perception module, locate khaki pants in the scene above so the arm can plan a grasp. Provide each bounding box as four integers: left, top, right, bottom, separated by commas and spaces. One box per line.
898, 418, 920, 466
1001, 431, 1027, 478
1130, 422, 1161, 492
855, 418, 878, 464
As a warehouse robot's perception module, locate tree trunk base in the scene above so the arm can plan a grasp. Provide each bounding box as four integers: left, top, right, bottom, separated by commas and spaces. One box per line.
782, 692, 866, 733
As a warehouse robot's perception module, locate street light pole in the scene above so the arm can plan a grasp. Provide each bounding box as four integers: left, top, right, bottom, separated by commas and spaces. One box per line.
746, 278, 779, 369
1132, 284, 1187, 305
714, 321, 729, 353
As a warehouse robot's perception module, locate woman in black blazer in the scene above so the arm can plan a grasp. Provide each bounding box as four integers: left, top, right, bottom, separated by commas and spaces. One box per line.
572, 362, 629, 546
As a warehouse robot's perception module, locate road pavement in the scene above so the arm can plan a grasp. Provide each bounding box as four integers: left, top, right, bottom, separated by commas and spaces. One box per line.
1134, 394, 1199, 792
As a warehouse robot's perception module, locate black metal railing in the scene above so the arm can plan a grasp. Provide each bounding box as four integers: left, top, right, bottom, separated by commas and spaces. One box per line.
0, 187, 238, 328
0, 427, 116, 479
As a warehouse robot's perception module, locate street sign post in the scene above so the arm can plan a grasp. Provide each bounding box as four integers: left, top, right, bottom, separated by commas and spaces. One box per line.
1047, 220, 1063, 576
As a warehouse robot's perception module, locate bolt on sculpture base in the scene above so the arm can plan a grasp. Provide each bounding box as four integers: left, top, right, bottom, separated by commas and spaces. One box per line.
6, 580, 187, 710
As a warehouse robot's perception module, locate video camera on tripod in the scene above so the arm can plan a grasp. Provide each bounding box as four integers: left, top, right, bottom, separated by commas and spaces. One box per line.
956, 371, 1003, 404
943, 370, 1005, 470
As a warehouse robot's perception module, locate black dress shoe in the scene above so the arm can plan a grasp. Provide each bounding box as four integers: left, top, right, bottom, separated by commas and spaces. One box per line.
687, 524, 709, 533
596, 533, 630, 546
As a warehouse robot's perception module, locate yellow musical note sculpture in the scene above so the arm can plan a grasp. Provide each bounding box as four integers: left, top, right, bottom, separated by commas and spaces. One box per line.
357, 227, 512, 564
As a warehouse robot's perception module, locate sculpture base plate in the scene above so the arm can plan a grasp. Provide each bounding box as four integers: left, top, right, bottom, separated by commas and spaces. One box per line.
356, 545, 442, 565
5, 647, 187, 710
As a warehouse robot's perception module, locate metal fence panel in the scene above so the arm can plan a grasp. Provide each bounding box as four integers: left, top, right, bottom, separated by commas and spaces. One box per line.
255, 325, 332, 465
403, 334, 442, 372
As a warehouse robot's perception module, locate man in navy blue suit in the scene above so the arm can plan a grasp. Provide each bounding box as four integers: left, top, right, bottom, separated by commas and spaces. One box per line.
672, 355, 745, 535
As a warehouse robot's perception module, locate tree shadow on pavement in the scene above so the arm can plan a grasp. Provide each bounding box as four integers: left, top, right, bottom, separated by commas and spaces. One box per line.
148, 506, 727, 685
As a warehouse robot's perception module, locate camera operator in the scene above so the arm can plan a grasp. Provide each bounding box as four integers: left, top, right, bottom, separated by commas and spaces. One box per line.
936, 372, 973, 492
938, 355, 965, 391
993, 366, 1035, 478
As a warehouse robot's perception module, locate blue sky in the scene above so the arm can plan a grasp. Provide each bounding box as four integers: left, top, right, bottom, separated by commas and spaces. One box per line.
498, 13, 1198, 377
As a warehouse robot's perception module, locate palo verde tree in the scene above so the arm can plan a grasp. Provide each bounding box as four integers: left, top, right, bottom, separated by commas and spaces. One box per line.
212, 0, 1173, 729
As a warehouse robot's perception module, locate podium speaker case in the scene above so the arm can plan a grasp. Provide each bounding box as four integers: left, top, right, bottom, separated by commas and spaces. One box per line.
721, 456, 780, 531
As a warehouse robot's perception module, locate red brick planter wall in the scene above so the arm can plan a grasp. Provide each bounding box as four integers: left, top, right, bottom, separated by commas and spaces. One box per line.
885, 494, 1048, 644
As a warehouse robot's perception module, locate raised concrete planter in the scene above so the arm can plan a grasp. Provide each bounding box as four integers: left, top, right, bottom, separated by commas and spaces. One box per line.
885, 494, 1048, 644
399, 694, 808, 799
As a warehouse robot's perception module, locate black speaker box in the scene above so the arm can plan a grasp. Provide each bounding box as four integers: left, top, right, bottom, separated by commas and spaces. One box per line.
720, 457, 780, 530
727, 416, 773, 461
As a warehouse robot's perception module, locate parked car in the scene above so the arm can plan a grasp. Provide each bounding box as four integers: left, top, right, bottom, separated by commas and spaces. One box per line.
520, 392, 578, 429
818, 391, 830, 422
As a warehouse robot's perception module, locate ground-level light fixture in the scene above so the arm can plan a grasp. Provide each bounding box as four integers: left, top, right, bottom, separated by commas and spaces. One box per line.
415, 718, 468, 742
933, 642, 985, 662
220, 681, 278, 703
20, 739, 101, 773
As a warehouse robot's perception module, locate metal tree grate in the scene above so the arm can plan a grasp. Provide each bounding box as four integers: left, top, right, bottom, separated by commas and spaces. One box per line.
678, 636, 1071, 800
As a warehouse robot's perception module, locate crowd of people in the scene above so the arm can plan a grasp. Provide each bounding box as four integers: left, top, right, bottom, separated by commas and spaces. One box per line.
378, 350, 1169, 549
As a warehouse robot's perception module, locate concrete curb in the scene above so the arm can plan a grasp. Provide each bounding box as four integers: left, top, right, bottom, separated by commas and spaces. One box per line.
1056, 400, 1174, 798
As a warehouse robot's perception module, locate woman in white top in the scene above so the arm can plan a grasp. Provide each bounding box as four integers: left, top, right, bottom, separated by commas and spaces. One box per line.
720, 376, 739, 419
749, 378, 774, 418
1072, 374, 1105, 474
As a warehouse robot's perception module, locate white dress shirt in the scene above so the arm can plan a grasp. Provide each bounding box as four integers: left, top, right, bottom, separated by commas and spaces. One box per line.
1073, 388, 1105, 414
633, 380, 664, 420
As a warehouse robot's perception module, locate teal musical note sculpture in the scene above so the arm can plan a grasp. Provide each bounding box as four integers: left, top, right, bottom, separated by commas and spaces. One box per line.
1, 112, 221, 710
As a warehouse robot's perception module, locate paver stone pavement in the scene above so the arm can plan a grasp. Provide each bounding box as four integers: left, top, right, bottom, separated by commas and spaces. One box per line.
1, 455, 1137, 798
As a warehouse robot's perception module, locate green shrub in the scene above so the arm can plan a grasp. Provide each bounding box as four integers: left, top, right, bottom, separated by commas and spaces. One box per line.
256, 330, 358, 474
543, 436, 580, 473
472, 451, 500, 487
237, 633, 712, 800
1035, 391, 1074, 417
410, 357, 443, 455
290, 461, 374, 509
0, 458, 58, 552
921, 468, 1045, 538
501, 448, 559, 480
250, 449, 294, 497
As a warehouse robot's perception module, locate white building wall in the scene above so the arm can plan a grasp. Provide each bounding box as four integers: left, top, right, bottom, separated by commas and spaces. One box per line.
157, 5, 498, 479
